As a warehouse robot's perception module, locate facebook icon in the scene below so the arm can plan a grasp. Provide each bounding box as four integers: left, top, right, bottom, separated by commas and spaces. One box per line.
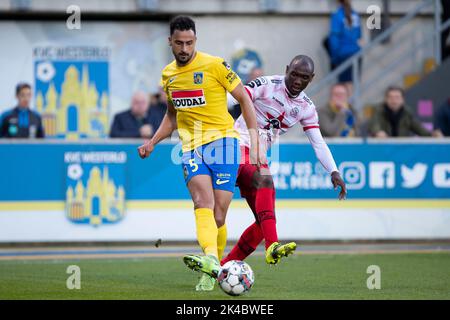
369, 162, 395, 189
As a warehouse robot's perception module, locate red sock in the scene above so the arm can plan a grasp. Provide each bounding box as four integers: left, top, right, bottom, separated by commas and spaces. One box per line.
221, 222, 263, 265
255, 187, 278, 249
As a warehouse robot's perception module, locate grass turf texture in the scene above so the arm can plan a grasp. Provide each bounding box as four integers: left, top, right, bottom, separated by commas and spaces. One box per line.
0, 253, 449, 299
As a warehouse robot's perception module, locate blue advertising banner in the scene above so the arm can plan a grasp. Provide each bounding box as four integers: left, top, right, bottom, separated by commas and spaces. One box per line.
0, 141, 449, 202
270, 142, 450, 199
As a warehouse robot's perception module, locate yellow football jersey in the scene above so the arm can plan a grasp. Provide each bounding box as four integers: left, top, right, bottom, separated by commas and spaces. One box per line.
161, 51, 241, 152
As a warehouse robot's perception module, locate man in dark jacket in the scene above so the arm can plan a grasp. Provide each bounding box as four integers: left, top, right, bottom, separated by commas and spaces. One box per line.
318, 83, 358, 137
110, 91, 158, 138
368, 86, 431, 137
148, 90, 167, 132
0, 83, 45, 138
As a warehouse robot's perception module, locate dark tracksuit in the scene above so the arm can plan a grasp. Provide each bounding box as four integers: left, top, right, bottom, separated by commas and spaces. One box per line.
109, 104, 166, 138
0, 106, 45, 138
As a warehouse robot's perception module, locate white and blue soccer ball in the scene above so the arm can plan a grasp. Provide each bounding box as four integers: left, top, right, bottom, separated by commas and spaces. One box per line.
217, 260, 255, 296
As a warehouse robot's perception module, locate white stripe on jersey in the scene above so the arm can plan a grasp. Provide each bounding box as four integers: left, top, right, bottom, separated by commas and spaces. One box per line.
229, 74, 338, 173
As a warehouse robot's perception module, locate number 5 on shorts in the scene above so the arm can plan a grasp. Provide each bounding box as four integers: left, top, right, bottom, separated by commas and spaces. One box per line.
189, 158, 198, 172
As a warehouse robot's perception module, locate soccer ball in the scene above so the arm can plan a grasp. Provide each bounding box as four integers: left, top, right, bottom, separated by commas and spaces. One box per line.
217, 260, 254, 296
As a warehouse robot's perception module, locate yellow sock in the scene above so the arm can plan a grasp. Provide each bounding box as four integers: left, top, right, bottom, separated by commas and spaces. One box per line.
217, 224, 227, 261
194, 208, 218, 258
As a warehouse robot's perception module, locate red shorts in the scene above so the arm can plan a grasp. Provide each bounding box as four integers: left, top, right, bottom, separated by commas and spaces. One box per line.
236, 146, 269, 198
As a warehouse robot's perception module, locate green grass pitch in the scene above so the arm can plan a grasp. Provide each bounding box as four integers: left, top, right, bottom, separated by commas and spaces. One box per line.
1, 253, 449, 299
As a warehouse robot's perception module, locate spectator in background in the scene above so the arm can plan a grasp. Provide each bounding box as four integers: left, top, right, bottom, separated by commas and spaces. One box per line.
328, 0, 362, 89
318, 83, 358, 137
110, 91, 154, 138
433, 98, 450, 136
0, 83, 44, 138
368, 86, 432, 138
148, 88, 168, 133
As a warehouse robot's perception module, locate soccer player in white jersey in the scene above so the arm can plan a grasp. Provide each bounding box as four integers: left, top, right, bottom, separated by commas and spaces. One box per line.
222, 55, 347, 266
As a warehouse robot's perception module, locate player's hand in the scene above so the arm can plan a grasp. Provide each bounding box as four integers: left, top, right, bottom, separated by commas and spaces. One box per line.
249, 143, 268, 167
255, 131, 269, 167
138, 140, 154, 159
331, 171, 347, 200
249, 145, 259, 166
257, 142, 268, 167
258, 151, 268, 167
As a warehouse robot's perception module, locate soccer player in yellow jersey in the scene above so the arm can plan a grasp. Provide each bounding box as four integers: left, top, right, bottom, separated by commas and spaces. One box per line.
138, 16, 262, 291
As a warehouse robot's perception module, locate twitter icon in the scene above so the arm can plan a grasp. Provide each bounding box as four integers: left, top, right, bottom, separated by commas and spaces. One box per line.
401, 163, 428, 188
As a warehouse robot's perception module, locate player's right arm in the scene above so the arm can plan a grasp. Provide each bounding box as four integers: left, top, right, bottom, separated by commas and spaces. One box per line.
304, 127, 346, 200
138, 100, 177, 159
301, 101, 347, 200
230, 83, 265, 166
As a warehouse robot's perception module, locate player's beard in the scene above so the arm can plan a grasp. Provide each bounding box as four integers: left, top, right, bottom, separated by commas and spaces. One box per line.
175, 51, 194, 66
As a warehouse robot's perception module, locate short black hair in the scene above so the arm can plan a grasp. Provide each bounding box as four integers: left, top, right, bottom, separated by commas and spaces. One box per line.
16, 82, 31, 95
169, 15, 196, 35
290, 55, 315, 73
385, 85, 404, 97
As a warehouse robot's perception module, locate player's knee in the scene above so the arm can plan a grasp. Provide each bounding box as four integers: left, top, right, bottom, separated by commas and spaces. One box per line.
253, 174, 274, 189
214, 205, 228, 227
193, 196, 214, 210
214, 215, 226, 228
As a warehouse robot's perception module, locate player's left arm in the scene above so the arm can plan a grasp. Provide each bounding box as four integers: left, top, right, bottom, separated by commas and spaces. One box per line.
138, 78, 177, 159
302, 107, 347, 200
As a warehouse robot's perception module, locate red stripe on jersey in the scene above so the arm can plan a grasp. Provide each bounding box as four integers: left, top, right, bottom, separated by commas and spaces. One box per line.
244, 87, 253, 100
303, 125, 320, 132
171, 90, 204, 98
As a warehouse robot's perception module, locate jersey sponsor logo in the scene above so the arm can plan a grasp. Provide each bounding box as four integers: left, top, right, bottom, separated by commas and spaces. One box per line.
216, 172, 231, 185
193, 72, 203, 84
272, 96, 284, 107
171, 89, 207, 108
271, 79, 282, 84
226, 71, 238, 84
303, 95, 313, 105
247, 77, 267, 88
